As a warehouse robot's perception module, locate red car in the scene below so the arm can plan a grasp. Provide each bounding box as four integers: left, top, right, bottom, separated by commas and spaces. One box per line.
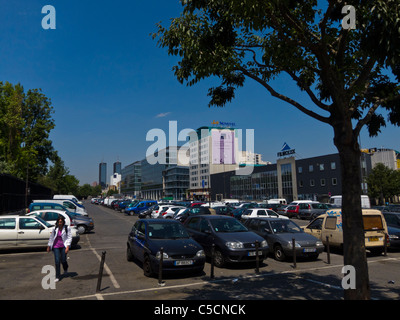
285, 205, 299, 218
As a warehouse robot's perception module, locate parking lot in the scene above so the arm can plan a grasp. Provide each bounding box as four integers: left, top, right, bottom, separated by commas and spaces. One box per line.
1, 201, 400, 302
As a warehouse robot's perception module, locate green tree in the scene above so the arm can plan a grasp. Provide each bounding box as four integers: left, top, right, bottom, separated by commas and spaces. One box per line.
153, 0, 400, 299
367, 163, 400, 204
38, 153, 80, 194
0, 82, 55, 181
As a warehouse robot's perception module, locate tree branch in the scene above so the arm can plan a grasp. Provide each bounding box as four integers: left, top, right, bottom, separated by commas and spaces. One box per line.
238, 66, 331, 124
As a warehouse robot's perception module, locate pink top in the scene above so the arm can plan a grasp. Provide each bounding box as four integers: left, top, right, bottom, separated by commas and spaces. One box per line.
53, 229, 64, 248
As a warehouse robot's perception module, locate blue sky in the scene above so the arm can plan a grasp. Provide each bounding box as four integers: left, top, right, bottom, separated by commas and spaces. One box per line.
1, 1, 399, 185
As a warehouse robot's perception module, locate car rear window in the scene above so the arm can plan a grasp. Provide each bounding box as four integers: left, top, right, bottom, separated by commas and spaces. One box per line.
0, 218, 16, 229
363, 215, 384, 231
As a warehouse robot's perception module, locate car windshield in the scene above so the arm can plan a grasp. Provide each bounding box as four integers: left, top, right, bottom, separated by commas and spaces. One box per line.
269, 220, 302, 234
35, 216, 52, 228
174, 208, 188, 216
210, 218, 248, 233
148, 223, 190, 239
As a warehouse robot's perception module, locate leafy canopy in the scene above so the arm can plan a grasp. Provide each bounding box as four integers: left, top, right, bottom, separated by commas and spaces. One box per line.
153, 0, 400, 137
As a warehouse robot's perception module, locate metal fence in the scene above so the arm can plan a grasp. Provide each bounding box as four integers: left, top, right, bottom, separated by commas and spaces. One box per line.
0, 173, 52, 214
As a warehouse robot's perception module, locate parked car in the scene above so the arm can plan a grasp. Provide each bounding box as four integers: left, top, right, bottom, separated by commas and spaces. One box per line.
236, 202, 259, 209
298, 202, 332, 220
29, 202, 88, 216
285, 205, 300, 218
232, 207, 247, 220
26, 210, 81, 244
242, 217, 324, 261
159, 206, 187, 219
240, 208, 288, 220
174, 207, 212, 223
138, 205, 157, 219
125, 200, 158, 216
184, 215, 269, 268
383, 212, 400, 248
118, 200, 136, 212
33, 199, 87, 215
151, 204, 175, 219
303, 208, 388, 255
27, 210, 94, 234
213, 206, 234, 216
0, 215, 79, 250
126, 219, 205, 277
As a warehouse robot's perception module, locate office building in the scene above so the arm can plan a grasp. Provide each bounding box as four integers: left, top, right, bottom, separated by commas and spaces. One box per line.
99, 162, 107, 189
113, 161, 122, 175
188, 126, 240, 200
121, 161, 141, 197
141, 146, 189, 200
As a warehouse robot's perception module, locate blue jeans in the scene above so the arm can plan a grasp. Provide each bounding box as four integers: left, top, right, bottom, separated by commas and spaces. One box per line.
53, 247, 68, 278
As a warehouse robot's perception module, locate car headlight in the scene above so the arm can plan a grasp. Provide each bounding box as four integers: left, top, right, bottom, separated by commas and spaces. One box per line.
316, 241, 324, 246
261, 240, 268, 248
287, 241, 301, 249
389, 234, 399, 240
226, 241, 244, 249
156, 251, 169, 259
196, 250, 205, 257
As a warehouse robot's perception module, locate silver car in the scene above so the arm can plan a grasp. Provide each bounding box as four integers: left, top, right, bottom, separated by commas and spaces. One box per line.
243, 217, 324, 261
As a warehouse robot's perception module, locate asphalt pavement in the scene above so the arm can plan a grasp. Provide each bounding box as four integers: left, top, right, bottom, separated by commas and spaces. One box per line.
1, 201, 400, 304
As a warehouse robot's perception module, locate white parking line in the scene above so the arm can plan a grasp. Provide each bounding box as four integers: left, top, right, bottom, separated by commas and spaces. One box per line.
86, 235, 121, 290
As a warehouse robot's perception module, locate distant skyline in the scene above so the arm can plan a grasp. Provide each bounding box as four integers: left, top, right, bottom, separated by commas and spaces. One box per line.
1, 1, 399, 185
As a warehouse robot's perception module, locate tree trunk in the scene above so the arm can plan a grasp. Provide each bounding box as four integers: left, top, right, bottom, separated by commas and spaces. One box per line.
333, 121, 371, 300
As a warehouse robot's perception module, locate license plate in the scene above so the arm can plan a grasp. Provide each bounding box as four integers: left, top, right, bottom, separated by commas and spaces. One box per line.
174, 260, 193, 266
248, 251, 263, 256
303, 248, 317, 253
368, 236, 380, 242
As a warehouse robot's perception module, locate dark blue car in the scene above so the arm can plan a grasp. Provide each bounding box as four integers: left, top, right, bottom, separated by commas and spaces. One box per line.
126, 219, 206, 277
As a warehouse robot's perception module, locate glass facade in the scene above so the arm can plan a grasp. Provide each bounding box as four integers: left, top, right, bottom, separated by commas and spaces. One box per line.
230, 170, 278, 200
281, 163, 293, 202
121, 161, 141, 196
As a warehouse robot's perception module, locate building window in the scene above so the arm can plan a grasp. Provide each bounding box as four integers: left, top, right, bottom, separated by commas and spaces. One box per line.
298, 166, 302, 174
319, 163, 324, 171
332, 178, 337, 186
309, 165, 314, 172
310, 179, 315, 187
331, 162, 336, 170
299, 180, 303, 187
321, 179, 326, 186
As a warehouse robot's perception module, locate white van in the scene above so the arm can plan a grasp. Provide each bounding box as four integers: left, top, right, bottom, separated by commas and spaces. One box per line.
33, 199, 87, 215
329, 195, 371, 208
265, 199, 287, 205
53, 194, 82, 205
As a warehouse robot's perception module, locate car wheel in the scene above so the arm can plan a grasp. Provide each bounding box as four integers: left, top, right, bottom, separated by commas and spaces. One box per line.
213, 249, 226, 268
126, 245, 134, 262
143, 255, 154, 277
274, 245, 287, 261
77, 225, 87, 234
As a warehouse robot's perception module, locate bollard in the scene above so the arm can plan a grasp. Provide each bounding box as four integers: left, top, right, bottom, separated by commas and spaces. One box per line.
158, 247, 165, 286
210, 244, 215, 279
292, 238, 296, 268
384, 233, 388, 256
326, 236, 331, 264
255, 240, 260, 274
96, 251, 106, 292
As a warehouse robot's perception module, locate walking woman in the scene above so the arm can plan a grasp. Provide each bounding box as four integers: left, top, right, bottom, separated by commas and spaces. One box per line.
47, 216, 72, 282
